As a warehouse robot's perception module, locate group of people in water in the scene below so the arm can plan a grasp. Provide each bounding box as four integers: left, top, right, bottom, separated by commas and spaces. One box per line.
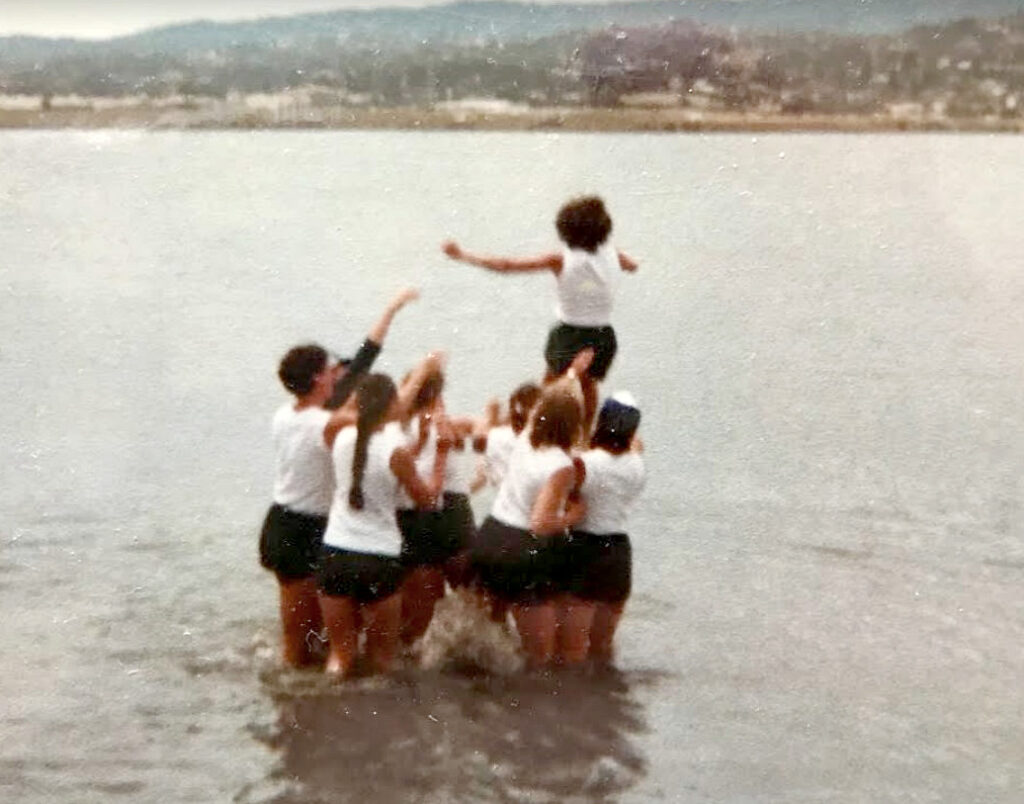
259, 196, 645, 677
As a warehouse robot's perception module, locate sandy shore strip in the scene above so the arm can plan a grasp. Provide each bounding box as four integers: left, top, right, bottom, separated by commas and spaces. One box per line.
2, 103, 1023, 133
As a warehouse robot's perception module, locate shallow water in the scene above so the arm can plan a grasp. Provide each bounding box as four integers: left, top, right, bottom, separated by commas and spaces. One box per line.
1, 130, 1022, 802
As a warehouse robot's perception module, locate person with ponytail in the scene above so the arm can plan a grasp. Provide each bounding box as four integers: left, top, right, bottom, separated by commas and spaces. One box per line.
558, 392, 645, 667
316, 357, 449, 678
258, 287, 418, 667
471, 387, 587, 670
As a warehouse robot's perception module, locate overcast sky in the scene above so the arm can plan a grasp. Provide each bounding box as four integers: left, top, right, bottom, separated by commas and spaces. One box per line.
0, 0, 467, 39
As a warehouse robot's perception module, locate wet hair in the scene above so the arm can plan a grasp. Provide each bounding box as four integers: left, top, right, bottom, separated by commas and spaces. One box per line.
411, 369, 445, 414
555, 196, 612, 253
278, 344, 328, 396
509, 382, 542, 435
349, 373, 397, 510
590, 397, 641, 454
530, 390, 583, 451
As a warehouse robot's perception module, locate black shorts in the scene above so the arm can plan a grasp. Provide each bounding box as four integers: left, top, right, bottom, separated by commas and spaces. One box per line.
398, 492, 477, 568
544, 322, 618, 380
259, 503, 327, 581
470, 516, 567, 604
562, 531, 632, 603
316, 547, 407, 603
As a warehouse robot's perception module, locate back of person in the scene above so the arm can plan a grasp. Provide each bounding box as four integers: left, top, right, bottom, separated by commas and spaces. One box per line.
490, 438, 573, 530
323, 422, 407, 556
483, 424, 518, 488
577, 448, 645, 535
555, 242, 620, 328
271, 404, 333, 516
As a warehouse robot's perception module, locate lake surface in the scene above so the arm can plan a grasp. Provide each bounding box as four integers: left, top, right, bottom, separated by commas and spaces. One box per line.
1, 130, 1022, 802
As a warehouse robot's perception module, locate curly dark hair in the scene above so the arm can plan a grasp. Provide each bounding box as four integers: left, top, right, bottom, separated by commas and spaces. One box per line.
278, 344, 328, 396
555, 196, 612, 252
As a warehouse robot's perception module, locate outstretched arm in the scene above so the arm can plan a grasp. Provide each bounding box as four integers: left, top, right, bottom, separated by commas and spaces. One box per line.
442, 240, 562, 274
618, 250, 638, 273
367, 286, 419, 344
326, 287, 420, 410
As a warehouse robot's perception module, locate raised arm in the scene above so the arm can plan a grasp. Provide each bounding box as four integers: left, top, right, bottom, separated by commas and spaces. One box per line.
617, 250, 639, 273
530, 464, 586, 536
325, 287, 419, 410
390, 422, 451, 509
395, 351, 445, 421
367, 286, 419, 344
442, 240, 562, 274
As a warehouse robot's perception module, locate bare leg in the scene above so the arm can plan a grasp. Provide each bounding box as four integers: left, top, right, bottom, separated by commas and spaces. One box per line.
580, 374, 599, 439
588, 602, 625, 665
400, 567, 446, 645
556, 595, 596, 667
512, 601, 557, 670
278, 576, 323, 667
318, 593, 359, 678
363, 592, 403, 674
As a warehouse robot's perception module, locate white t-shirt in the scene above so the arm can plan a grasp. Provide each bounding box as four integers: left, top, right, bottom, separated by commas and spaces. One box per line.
322, 421, 408, 557
577, 449, 645, 534
555, 242, 619, 327
490, 438, 573, 530
395, 417, 466, 509
270, 403, 333, 516
483, 425, 518, 488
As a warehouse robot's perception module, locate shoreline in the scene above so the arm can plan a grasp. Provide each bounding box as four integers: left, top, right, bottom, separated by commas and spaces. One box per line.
2, 105, 1022, 133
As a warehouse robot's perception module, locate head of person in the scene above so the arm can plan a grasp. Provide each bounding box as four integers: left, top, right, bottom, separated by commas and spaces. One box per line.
278, 344, 340, 400
508, 382, 542, 435
555, 195, 612, 253
530, 389, 584, 451
349, 373, 398, 510
590, 392, 641, 454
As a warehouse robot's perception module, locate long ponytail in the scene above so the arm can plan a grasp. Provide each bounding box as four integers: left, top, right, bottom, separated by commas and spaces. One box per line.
349, 373, 397, 510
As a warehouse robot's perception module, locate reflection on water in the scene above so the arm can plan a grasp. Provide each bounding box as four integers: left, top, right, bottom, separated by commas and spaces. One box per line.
250, 669, 650, 804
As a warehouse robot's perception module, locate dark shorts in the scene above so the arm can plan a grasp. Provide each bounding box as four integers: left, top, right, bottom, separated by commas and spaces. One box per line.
398, 492, 477, 568
259, 503, 327, 581
562, 531, 632, 603
544, 322, 618, 381
470, 516, 567, 604
316, 547, 407, 603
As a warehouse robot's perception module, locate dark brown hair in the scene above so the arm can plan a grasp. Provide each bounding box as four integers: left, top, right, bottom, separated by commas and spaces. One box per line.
530, 391, 583, 451
555, 196, 612, 252
349, 373, 397, 510
509, 382, 542, 434
278, 344, 328, 396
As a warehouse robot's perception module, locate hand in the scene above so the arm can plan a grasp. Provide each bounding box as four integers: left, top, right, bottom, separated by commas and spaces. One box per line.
441, 240, 463, 260
391, 287, 420, 309
484, 398, 500, 425
568, 347, 595, 377
565, 496, 587, 525
425, 350, 448, 371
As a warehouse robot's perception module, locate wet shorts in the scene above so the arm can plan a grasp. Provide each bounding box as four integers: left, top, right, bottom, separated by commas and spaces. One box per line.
562, 531, 632, 603
399, 492, 478, 568
316, 546, 407, 603
259, 503, 327, 581
544, 322, 618, 380
471, 516, 567, 604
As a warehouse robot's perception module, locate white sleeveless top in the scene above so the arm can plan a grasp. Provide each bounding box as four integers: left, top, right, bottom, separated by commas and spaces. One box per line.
271, 403, 333, 516
396, 417, 467, 509
483, 425, 518, 487
490, 438, 573, 530
322, 422, 408, 557
577, 448, 645, 534
554, 242, 619, 327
